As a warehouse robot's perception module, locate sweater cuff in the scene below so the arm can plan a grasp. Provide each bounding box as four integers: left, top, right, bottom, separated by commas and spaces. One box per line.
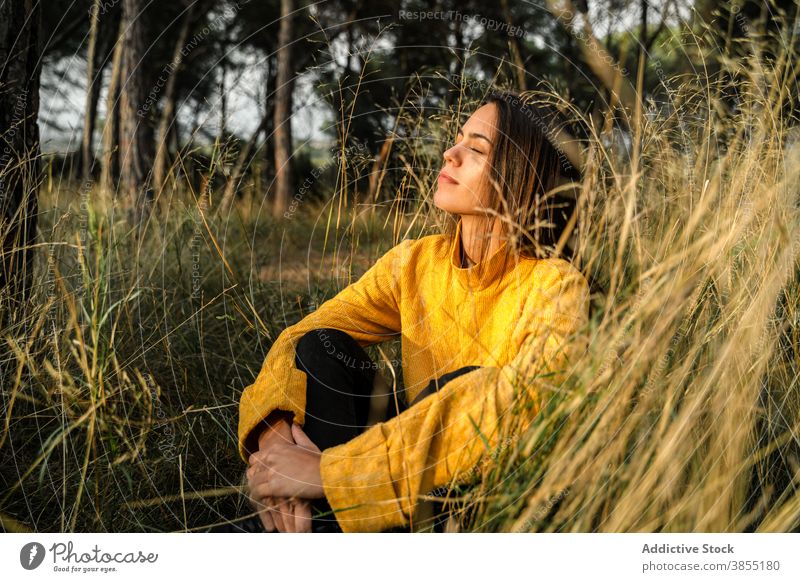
319, 424, 408, 533
237, 366, 308, 463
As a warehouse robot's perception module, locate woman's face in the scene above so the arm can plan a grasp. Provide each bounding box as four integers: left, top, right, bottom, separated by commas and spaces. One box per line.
434, 102, 498, 214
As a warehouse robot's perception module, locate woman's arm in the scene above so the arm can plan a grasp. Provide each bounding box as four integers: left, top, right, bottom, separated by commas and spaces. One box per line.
316, 265, 590, 532
237, 238, 410, 463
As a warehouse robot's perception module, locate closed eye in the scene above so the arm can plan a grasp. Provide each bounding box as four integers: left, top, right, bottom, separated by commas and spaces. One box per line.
453, 138, 484, 155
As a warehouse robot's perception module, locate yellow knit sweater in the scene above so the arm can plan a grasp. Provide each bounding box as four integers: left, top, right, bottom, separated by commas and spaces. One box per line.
238, 219, 591, 532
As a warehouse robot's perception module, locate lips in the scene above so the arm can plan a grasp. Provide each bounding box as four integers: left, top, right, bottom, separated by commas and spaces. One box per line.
438, 170, 458, 184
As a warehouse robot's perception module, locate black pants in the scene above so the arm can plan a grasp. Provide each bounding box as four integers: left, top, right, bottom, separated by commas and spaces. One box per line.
297, 328, 480, 533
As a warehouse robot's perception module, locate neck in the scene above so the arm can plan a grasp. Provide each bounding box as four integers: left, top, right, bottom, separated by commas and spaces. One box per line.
459, 214, 504, 265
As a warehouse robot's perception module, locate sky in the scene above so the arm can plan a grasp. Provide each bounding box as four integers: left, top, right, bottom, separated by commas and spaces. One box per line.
39, 40, 336, 154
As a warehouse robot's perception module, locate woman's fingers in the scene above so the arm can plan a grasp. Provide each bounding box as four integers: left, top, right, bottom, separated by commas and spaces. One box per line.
252, 494, 277, 532
257, 500, 276, 532
247, 465, 285, 530
270, 497, 288, 532
251, 489, 313, 533
290, 424, 321, 453
246, 478, 274, 532
247, 448, 317, 533
293, 499, 312, 533
279, 499, 294, 533
266, 495, 291, 533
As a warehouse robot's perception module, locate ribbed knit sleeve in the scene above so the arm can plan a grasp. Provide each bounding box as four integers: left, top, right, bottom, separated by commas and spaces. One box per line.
237, 239, 409, 463
318, 265, 590, 532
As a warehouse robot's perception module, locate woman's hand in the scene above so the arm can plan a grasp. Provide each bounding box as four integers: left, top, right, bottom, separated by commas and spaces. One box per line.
248, 414, 312, 532
247, 424, 326, 501
250, 493, 312, 533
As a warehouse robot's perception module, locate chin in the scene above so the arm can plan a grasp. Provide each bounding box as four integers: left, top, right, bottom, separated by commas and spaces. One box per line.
433, 187, 462, 213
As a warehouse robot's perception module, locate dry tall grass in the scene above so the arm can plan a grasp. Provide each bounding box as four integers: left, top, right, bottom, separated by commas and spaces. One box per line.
453, 48, 800, 532
1, 39, 798, 533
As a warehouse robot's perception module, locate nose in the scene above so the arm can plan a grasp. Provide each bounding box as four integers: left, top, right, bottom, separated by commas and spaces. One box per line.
443, 142, 462, 166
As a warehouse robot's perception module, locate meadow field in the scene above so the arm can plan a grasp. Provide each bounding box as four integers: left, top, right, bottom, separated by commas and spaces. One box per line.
1, 2, 799, 534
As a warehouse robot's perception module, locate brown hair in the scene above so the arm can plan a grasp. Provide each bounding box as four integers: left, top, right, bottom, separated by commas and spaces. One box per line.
441, 89, 581, 273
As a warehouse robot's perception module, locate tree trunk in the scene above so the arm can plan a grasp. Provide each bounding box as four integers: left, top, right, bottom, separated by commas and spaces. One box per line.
101, 18, 124, 198
218, 112, 272, 216
262, 54, 277, 194
638, 0, 648, 76
81, 0, 103, 182
119, 0, 151, 228
546, 0, 639, 125
0, 0, 42, 329
219, 53, 228, 139
218, 54, 279, 216
80, 0, 121, 182
273, 0, 295, 218
169, 112, 180, 156
500, 0, 527, 91
368, 136, 394, 202
152, 3, 194, 194
443, 17, 465, 110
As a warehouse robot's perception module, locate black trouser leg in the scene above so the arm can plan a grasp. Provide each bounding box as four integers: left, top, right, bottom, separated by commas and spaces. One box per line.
295, 327, 390, 532
298, 327, 483, 533
296, 328, 385, 448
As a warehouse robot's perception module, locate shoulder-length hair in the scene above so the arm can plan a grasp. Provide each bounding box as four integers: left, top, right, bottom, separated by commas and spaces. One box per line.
441, 89, 582, 271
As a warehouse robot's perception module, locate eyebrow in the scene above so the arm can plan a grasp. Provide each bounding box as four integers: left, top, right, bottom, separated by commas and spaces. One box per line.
456, 127, 493, 145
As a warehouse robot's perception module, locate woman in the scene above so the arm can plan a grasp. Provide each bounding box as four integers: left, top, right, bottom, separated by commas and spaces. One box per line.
239, 90, 591, 533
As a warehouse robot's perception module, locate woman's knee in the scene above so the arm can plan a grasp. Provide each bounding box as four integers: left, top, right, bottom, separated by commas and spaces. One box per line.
295, 327, 377, 405
295, 328, 356, 363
